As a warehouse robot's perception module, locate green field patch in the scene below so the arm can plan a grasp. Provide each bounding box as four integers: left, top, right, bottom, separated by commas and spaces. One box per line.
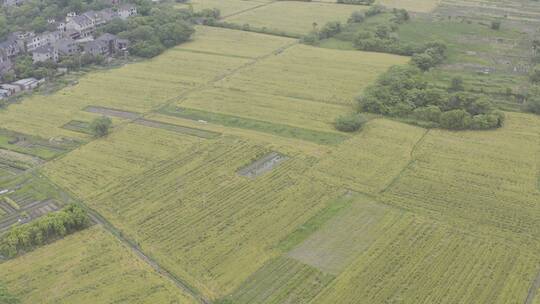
158, 106, 349, 145
229, 257, 335, 304
61, 120, 93, 135
277, 194, 354, 252
0, 128, 75, 160
224, 1, 366, 36
83, 105, 142, 120
287, 196, 402, 274
134, 118, 221, 139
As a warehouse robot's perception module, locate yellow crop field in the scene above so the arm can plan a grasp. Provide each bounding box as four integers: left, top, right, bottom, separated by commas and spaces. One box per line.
178, 26, 295, 59
217, 44, 409, 105
43, 123, 201, 199
224, 1, 366, 36
376, 0, 441, 12
310, 119, 427, 194
180, 87, 351, 132
80, 136, 341, 298
381, 112, 540, 245
311, 213, 539, 304
0, 226, 197, 304
0, 47, 250, 139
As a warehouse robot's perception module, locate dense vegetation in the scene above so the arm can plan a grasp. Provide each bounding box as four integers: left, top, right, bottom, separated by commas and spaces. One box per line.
357, 65, 504, 129
0, 283, 19, 304
0, 0, 113, 38
0, 204, 90, 258
102, 5, 195, 58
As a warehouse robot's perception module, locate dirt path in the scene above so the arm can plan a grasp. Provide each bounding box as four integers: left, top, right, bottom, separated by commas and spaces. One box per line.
380, 129, 430, 194
221, 0, 277, 19
42, 177, 211, 304
525, 269, 540, 304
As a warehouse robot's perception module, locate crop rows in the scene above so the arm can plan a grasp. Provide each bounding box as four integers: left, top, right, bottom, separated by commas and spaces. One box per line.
0, 226, 198, 303
312, 213, 539, 304
64, 136, 342, 297
230, 257, 335, 304
381, 112, 540, 247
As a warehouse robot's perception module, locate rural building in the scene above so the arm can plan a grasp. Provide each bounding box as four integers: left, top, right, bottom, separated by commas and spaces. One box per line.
26, 31, 63, 52
1, 0, 25, 6
12, 78, 42, 90
83, 40, 109, 56
66, 15, 96, 39
0, 84, 21, 94
117, 4, 137, 19
55, 38, 80, 56
0, 55, 13, 78
0, 88, 10, 98
96, 33, 128, 54
82, 9, 117, 26
32, 45, 59, 63
0, 34, 23, 58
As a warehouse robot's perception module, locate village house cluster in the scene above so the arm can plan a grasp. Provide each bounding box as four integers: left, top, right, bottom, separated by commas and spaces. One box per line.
0, 4, 137, 83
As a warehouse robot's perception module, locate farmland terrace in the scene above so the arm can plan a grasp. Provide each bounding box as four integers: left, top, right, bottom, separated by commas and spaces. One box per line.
0, 0, 539, 304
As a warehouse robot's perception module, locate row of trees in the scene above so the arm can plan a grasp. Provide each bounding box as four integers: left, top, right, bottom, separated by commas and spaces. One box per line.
357, 65, 504, 130
0, 204, 90, 258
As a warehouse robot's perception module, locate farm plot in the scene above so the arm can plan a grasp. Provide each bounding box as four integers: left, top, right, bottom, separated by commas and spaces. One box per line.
436, 0, 540, 23
216, 44, 408, 105
0, 128, 76, 160
286, 196, 403, 275
158, 106, 349, 145
176, 0, 271, 19
396, 18, 531, 72
0, 47, 251, 139
224, 1, 366, 36
381, 112, 540, 246
42, 123, 202, 200
0, 226, 198, 304
0, 173, 74, 231
229, 257, 335, 304
176, 26, 295, 59
57, 136, 343, 298
310, 119, 427, 195
376, 0, 440, 12
179, 87, 351, 132
311, 213, 540, 304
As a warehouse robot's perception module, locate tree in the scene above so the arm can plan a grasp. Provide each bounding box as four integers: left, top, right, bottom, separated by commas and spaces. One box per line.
90, 116, 112, 137
524, 86, 540, 114
449, 76, 465, 92
348, 11, 365, 23
335, 113, 367, 132
491, 20, 501, 30
530, 65, 540, 83
439, 109, 472, 129
158, 21, 195, 47
411, 53, 435, 71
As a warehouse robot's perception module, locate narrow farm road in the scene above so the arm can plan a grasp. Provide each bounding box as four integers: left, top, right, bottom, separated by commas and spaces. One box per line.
525, 269, 540, 304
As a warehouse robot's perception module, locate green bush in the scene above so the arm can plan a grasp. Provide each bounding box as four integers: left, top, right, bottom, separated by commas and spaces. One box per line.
90, 116, 113, 137
335, 113, 368, 132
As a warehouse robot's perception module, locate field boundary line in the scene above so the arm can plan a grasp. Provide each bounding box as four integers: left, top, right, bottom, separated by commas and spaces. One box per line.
221, 0, 277, 19
525, 269, 540, 304
379, 129, 430, 194
42, 175, 211, 304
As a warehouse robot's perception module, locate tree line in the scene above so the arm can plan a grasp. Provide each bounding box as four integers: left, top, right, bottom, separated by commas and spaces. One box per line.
358, 65, 505, 130
0, 204, 90, 259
